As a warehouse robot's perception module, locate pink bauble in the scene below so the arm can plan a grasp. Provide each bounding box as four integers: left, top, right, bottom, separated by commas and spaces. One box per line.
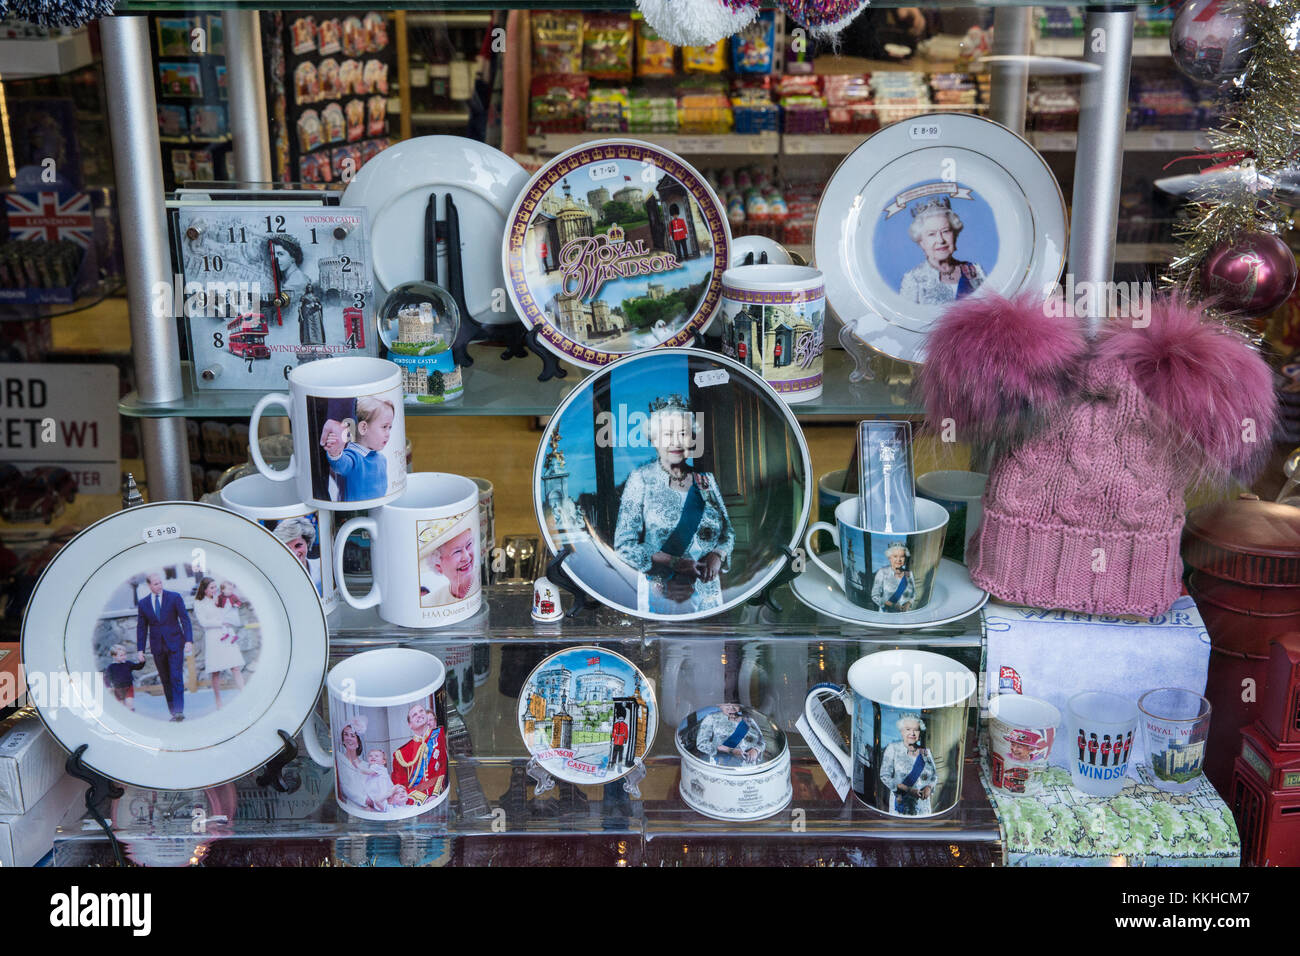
1169, 0, 1255, 88
1200, 232, 1299, 317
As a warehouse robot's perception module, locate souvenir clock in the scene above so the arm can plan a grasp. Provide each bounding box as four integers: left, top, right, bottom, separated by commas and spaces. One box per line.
174, 204, 377, 390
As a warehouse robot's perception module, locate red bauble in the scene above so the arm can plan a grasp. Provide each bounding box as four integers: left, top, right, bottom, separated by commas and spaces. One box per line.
1199, 232, 1299, 317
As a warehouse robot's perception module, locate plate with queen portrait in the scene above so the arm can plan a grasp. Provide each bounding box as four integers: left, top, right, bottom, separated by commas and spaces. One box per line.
814, 113, 1066, 364
534, 348, 811, 621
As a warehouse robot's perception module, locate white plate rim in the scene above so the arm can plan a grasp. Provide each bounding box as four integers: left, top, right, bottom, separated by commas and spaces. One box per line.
502, 138, 732, 370
790, 555, 989, 629
531, 347, 813, 621
515, 645, 658, 786
20, 501, 328, 791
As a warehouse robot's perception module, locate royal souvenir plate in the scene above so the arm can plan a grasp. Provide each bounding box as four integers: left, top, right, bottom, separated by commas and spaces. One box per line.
534, 348, 811, 620
21, 502, 328, 791
814, 113, 1066, 364
790, 554, 989, 629
517, 646, 656, 786
503, 139, 731, 369
340, 135, 529, 327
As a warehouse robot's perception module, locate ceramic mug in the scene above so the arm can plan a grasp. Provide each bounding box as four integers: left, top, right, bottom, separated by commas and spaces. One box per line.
805, 649, 976, 817
219, 473, 337, 613
249, 356, 407, 511
817, 469, 855, 525
469, 477, 495, 586
302, 647, 450, 821
333, 472, 482, 628
916, 470, 987, 564
987, 693, 1060, 795
719, 264, 826, 404
804, 496, 948, 613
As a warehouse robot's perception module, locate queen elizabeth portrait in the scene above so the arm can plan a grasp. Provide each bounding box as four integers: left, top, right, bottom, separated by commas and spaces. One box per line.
613, 395, 735, 615
897, 196, 985, 305
878, 713, 938, 816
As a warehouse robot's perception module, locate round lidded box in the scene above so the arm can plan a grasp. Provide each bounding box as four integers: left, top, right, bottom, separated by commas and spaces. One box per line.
675, 703, 791, 821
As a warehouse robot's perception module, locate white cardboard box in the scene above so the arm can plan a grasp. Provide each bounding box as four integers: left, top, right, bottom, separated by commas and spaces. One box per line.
0, 711, 65, 815
0, 772, 81, 867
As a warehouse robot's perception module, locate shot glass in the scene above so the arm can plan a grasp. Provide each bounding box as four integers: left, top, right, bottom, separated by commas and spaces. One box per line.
1066, 691, 1138, 798
1138, 688, 1212, 794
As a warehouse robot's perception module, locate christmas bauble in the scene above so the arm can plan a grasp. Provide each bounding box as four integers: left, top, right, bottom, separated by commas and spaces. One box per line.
1200, 232, 1299, 317
1170, 0, 1255, 88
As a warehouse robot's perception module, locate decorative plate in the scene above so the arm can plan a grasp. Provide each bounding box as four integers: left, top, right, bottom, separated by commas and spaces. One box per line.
21, 502, 328, 791
790, 554, 989, 629
340, 135, 530, 327
502, 139, 731, 369
533, 348, 811, 621
517, 646, 657, 786
814, 113, 1066, 364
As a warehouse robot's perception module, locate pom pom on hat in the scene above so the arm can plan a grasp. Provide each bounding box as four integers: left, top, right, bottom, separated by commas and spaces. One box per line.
1095, 294, 1278, 482
636, 0, 760, 47
782, 0, 874, 37
9, 0, 117, 27
918, 290, 1087, 444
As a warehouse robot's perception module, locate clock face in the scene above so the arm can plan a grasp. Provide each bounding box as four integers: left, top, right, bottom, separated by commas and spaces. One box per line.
176, 204, 377, 390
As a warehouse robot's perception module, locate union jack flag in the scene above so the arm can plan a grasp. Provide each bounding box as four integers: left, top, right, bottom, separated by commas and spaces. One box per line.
5, 191, 94, 249
586, 656, 600, 666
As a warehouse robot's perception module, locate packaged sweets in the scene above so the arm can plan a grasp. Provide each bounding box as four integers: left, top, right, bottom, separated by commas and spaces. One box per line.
731, 10, 775, 73
583, 14, 633, 80
683, 39, 727, 73
532, 12, 583, 76
529, 73, 589, 133
627, 94, 677, 133
589, 87, 629, 132
636, 17, 675, 76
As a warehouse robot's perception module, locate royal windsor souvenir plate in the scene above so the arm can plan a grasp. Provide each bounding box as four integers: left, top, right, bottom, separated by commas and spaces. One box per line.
790, 554, 988, 629
814, 113, 1066, 364
21, 502, 328, 791
340, 135, 530, 327
534, 348, 811, 621
503, 139, 732, 370
517, 646, 657, 786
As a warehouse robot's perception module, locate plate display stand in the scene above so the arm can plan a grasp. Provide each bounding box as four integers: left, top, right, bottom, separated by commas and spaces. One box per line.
526, 755, 557, 795
65, 744, 126, 867
544, 544, 593, 619
254, 730, 301, 793
745, 546, 802, 615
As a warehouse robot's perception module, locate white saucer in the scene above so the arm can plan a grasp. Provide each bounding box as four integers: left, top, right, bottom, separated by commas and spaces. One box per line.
790, 554, 988, 629
340, 136, 529, 327
730, 235, 794, 268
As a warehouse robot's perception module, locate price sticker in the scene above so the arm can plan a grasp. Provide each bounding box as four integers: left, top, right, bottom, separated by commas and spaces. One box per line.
142, 524, 181, 544
694, 369, 729, 388
909, 123, 942, 141
588, 162, 620, 182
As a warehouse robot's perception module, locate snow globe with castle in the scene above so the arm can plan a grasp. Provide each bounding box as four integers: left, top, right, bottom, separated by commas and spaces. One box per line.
377, 280, 464, 404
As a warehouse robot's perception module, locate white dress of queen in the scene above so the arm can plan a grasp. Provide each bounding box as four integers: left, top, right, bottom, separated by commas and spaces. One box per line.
878, 741, 938, 816
693, 710, 765, 766
898, 259, 986, 305
614, 460, 735, 615
194, 595, 245, 674
871, 566, 915, 612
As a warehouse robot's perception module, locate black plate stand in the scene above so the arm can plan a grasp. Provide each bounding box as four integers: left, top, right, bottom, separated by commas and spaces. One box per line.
66, 745, 125, 867
255, 729, 299, 792
544, 545, 592, 619
746, 545, 802, 614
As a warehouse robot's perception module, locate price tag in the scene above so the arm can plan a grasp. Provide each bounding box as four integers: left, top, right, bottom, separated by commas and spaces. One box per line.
675, 137, 707, 154
797, 712, 851, 802
588, 162, 620, 182
908, 122, 942, 141
744, 137, 770, 154
141, 524, 181, 544
694, 369, 729, 388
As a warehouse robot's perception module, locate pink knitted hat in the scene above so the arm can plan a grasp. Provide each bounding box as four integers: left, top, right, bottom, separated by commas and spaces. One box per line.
920, 293, 1277, 617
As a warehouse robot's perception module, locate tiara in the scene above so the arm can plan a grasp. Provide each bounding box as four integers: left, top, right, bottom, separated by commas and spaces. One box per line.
910, 195, 952, 218
649, 394, 692, 414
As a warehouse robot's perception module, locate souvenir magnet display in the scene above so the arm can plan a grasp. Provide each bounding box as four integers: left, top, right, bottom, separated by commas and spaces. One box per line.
534, 348, 811, 621
20, 502, 328, 791
503, 139, 732, 369
517, 646, 657, 786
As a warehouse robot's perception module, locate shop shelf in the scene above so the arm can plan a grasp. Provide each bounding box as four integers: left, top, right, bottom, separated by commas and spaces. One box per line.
527, 131, 780, 157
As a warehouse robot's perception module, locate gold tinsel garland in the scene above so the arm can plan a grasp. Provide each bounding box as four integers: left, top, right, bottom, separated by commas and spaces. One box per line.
1163, 0, 1300, 301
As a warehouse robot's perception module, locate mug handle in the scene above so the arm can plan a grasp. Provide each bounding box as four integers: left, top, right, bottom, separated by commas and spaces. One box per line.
803, 521, 844, 592
804, 683, 853, 777
249, 393, 296, 482
301, 712, 332, 769
334, 516, 381, 610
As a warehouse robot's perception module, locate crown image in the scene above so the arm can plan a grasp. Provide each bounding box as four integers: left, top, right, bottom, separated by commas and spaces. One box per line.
649, 393, 692, 414
607, 223, 626, 242
910, 195, 952, 218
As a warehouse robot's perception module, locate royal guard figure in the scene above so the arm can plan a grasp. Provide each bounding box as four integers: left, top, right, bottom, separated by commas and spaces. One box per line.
1122, 732, 1134, 765
390, 701, 446, 805
1088, 733, 1099, 765
1078, 730, 1086, 762
610, 716, 630, 770
668, 204, 689, 260
1101, 734, 1112, 767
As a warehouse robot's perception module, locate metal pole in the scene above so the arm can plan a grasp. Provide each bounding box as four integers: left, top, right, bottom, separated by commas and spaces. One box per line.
1069, 5, 1134, 335
989, 7, 1032, 133
101, 16, 193, 503
222, 10, 272, 181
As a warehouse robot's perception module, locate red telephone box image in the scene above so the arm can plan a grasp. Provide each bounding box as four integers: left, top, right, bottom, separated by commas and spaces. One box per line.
344, 306, 365, 348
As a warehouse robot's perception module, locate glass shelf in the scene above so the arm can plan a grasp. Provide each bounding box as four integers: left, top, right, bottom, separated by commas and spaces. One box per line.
119, 345, 921, 418
117, 0, 1088, 11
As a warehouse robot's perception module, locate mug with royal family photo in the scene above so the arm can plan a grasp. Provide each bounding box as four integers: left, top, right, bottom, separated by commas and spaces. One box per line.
249, 357, 407, 510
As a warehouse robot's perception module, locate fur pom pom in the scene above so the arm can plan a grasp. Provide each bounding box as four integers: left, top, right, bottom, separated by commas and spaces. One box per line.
1096, 295, 1278, 481
9, 0, 117, 27
918, 290, 1087, 443
636, 0, 759, 47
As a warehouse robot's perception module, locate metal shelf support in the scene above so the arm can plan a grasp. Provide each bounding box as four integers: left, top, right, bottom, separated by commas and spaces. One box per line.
101, 15, 192, 503
1069, 5, 1136, 335
222, 11, 272, 181
989, 7, 1033, 133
